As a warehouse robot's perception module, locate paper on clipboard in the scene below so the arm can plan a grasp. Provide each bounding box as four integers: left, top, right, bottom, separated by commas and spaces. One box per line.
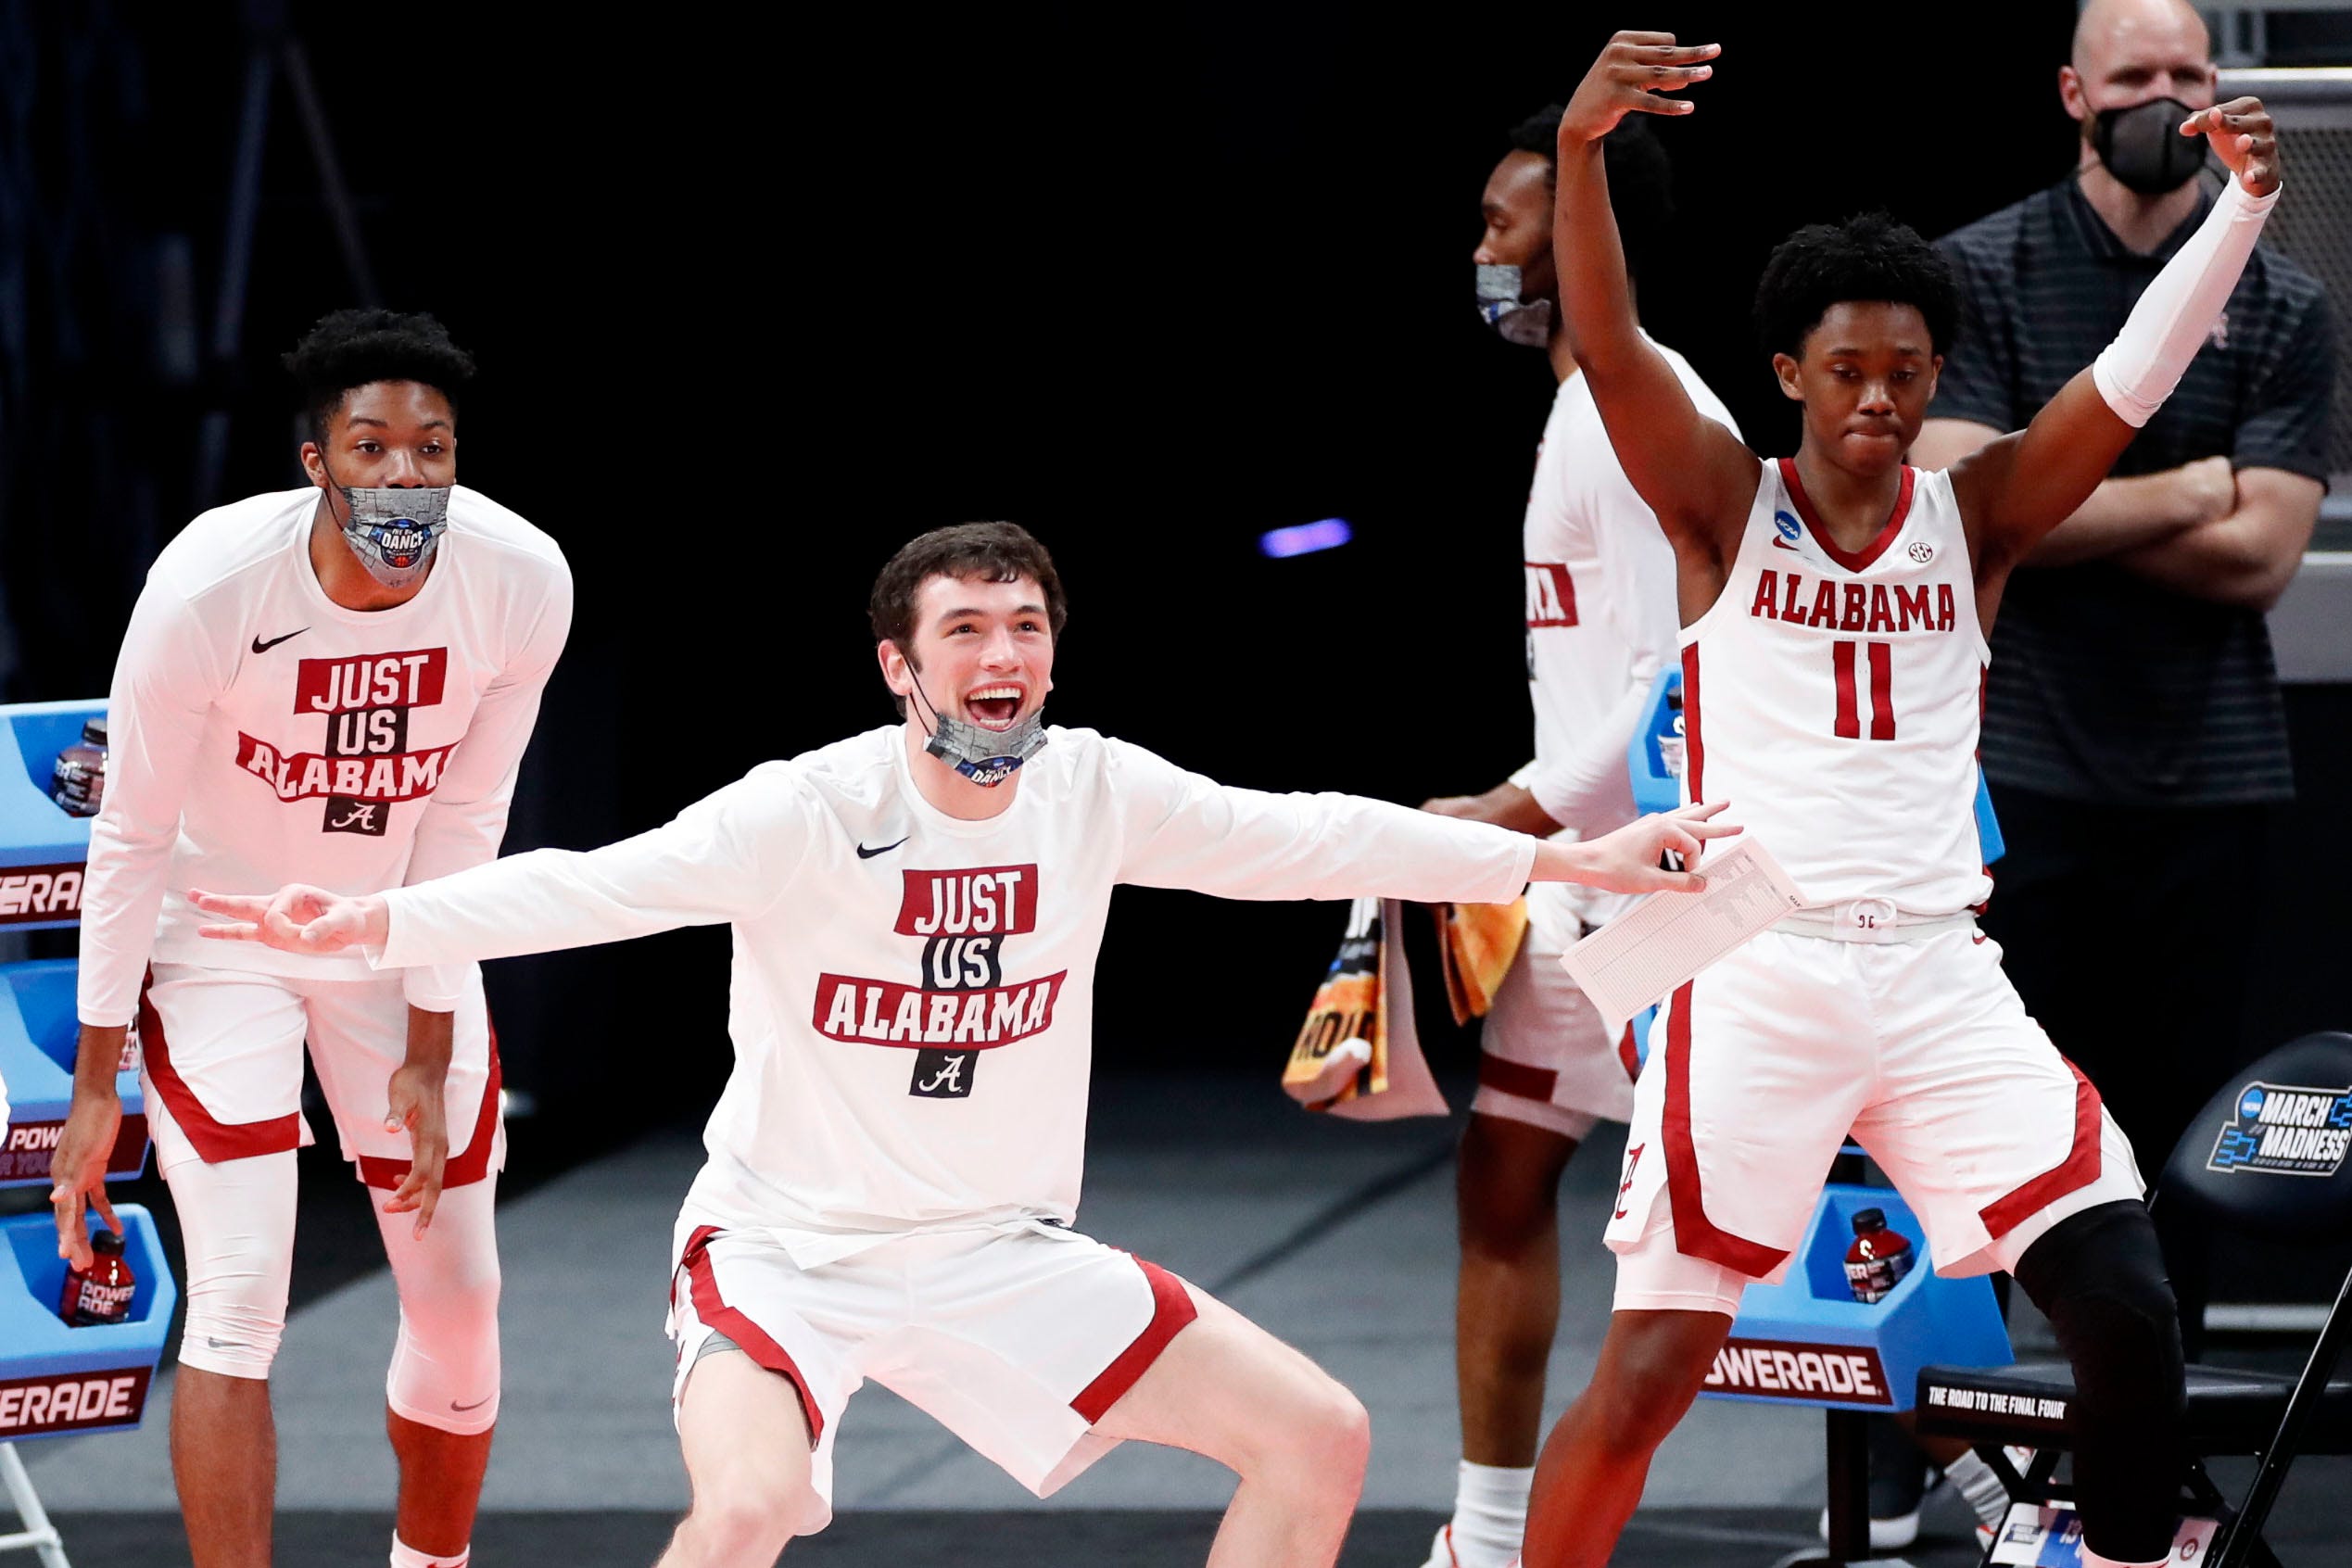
1559, 837, 1806, 1024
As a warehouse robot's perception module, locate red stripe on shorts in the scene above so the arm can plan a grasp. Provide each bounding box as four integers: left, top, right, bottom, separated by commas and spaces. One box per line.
1680, 645, 1705, 802
358, 1018, 504, 1192
1478, 1054, 1559, 1104
1661, 980, 1789, 1278
1617, 1020, 1641, 1082
137, 968, 303, 1163
1978, 1059, 2104, 1240
1070, 1258, 1197, 1424
682, 1225, 825, 1447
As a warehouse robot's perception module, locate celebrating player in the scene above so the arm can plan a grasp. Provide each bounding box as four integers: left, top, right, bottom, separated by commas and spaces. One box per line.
1416, 106, 1741, 1568
190, 522, 1731, 1568
47, 310, 573, 1568
1507, 32, 2287, 1568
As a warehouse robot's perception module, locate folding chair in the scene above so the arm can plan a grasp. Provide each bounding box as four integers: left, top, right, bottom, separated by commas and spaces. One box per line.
1916, 1031, 2352, 1567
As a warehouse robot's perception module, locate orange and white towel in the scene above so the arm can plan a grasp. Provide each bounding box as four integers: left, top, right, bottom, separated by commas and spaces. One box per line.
1283, 896, 1528, 1119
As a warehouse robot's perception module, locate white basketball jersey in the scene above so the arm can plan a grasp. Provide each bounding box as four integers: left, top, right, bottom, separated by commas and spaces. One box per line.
1681, 460, 1991, 916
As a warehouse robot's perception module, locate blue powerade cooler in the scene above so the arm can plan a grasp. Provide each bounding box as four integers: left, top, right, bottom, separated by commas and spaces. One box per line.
0, 699, 173, 1473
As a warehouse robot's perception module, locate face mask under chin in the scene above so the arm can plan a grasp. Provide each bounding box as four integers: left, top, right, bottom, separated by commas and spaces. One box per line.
1475, 263, 1553, 348
2092, 95, 2209, 196
908, 678, 1048, 787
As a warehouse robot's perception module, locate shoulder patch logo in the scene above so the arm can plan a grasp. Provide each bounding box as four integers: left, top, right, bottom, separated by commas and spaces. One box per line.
1774, 511, 1802, 541
1909, 541, 1934, 563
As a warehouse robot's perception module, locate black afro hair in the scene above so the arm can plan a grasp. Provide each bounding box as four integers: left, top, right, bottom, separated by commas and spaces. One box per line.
1752, 212, 1959, 361
283, 309, 476, 435
1505, 105, 1676, 287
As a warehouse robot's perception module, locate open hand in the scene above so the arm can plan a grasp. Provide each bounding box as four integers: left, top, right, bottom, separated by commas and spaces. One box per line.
1561, 31, 1718, 145
381, 1060, 449, 1238
190, 885, 377, 955
2182, 97, 2280, 196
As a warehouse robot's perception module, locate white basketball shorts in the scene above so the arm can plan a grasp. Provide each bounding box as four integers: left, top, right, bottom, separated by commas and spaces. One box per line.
137, 962, 502, 1190
1605, 926, 2143, 1313
1473, 937, 1638, 1141
665, 1219, 1198, 1534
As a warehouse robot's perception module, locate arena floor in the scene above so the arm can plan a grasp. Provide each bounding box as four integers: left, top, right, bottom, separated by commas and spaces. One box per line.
16, 1070, 2348, 1566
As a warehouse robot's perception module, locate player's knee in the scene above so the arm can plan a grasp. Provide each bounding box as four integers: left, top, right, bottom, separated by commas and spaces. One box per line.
177, 1299, 284, 1381
1460, 1112, 1572, 1206
1584, 1319, 1717, 1453
1241, 1369, 1369, 1495
385, 1284, 504, 1434
2015, 1201, 2185, 1416
685, 1483, 807, 1562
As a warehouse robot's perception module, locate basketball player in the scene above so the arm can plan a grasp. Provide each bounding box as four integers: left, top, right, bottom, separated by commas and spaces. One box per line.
1415, 107, 1740, 1568
1506, 33, 2286, 1568
190, 522, 1734, 1568
46, 310, 573, 1568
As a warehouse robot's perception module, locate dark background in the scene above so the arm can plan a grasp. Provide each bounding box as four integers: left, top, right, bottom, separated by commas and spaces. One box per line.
5, 2, 2345, 1165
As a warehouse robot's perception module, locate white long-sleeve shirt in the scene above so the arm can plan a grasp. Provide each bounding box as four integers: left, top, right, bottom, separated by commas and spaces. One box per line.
78, 486, 572, 1025
373, 724, 1536, 1251
1517, 339, 1739, 946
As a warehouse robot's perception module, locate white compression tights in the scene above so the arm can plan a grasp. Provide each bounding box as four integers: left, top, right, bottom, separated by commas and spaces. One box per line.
167, 1150, 502, 1435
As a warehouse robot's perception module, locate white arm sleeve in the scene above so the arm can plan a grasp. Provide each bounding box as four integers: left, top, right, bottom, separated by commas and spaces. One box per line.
1108, 739, 1536, 904
2092, 175, 2279, 428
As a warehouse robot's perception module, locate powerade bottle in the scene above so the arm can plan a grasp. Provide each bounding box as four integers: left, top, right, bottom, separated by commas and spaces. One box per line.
51, 718, 107, 817
1843, 1208, 1916, 1304
58, 1230, 136, 1327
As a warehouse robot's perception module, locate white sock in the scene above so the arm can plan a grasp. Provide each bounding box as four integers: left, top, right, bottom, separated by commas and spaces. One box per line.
1942, 1448, 2010, 1532
1448, 1461, 1533, 1568
390, 1535, 469, 1568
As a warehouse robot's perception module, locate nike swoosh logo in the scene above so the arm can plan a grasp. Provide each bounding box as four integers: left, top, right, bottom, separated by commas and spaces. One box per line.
250, 627, 309, 653
855, 837, 910, 859
206, 1336, 238, 1350
450, 1394, 495, 1412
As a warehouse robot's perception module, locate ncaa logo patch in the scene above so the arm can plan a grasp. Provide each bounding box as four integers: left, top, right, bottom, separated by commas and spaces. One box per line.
2207, 1081, 2352, 1177
1774, 511, 1802, 542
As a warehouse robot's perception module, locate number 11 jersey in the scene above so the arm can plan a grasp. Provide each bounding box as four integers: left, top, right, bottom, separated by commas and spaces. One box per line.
1680, 458, 1991, 917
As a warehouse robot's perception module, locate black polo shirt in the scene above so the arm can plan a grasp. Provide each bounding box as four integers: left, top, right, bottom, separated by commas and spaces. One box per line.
1931, 175, 2333, 807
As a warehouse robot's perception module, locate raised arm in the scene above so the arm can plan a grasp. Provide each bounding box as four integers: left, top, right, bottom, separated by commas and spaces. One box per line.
1950, 101, 2282, 569
1553, 32, 1761, 571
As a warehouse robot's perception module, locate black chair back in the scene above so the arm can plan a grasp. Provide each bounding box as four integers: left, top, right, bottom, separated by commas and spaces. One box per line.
2158, 1031, 2352, 1245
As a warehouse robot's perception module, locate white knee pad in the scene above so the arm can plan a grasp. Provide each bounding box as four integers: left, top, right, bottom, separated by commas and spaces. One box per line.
376, 1178, 502, 1435
165, 1148, 299, 1381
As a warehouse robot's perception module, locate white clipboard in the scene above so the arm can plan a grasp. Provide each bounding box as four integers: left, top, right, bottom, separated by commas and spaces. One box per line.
1559, 837, 1806, 1024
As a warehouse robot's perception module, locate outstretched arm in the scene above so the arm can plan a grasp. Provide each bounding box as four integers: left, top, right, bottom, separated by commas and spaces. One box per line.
1553, 32, 1760, 569
1952, 101, 2282, 566
1110, 740, 1734, 903
189, 765, 817, 967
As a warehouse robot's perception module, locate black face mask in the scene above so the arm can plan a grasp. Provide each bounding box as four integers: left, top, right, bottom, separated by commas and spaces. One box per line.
2092, 96, 2208, 196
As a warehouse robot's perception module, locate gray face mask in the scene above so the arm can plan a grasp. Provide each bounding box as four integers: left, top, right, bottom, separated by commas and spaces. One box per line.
1476, 263, 1553, 348
911, 680, 1047, 786
317, 448, 451, 590
336, 485, 450, 589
